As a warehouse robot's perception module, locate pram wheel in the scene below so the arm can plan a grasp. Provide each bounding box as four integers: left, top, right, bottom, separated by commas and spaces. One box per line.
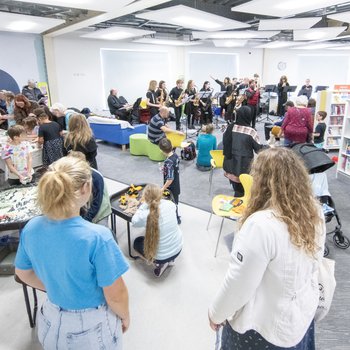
333, 233, 350, 249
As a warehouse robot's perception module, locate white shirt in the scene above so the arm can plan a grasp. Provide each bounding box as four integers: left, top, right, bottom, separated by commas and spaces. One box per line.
131, 200, 182, 260
209, 208, 325, 347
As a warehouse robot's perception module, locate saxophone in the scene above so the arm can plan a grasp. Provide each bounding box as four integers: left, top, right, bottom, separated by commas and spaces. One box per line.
158, 88, 165, 106
175, 91, 185, 107
193, 93, 200, 107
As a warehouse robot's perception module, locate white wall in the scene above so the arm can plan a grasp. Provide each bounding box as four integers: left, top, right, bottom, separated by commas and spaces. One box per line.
263, 48, 350, 90
0, 31, 46, 90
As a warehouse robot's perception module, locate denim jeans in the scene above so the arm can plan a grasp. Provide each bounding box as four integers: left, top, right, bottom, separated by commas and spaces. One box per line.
38, 299, 122, 350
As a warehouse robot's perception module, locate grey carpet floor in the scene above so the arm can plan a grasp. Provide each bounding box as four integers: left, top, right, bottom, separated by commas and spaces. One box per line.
97, 121, 350, 349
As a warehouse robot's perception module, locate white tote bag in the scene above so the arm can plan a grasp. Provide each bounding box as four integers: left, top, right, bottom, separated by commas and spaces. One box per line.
315, 257, 336, 322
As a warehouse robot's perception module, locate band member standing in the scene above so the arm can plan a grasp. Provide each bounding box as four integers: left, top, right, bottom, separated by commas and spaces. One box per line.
200, 81, 213, 125
184, 80, 197, 129
169, 79, 184, 131
156, 80, 168, 107
146, 80, 160, 117
277, 75, 289, 116
224, 81, 236, 123
245, 79, 260, 129
210, 76, 231, 117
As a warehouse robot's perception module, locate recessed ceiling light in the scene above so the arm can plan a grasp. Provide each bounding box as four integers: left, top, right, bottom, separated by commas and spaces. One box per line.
293, 27, 347, 41
232, 0, 346, 17
258, 17, 321, 31
255, 41, 299, 49
213, 40, 247, 47
192, 30, 279, 40
6, 21, 37, 31
136, 5, 250, 31
133, 38, 201, 46
0, 11, 64, 33
81, 26, 155, 40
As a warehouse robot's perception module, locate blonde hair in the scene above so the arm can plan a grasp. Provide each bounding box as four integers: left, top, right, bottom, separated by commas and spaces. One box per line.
64, 114, 93, 150
240, 148, 322, 255
148, 80, 157, 91
187, 80, 194, 91
37, 157, 91, 219
143, 184, 162, 262
205, 124, 214, 134
50, 102, 66, 115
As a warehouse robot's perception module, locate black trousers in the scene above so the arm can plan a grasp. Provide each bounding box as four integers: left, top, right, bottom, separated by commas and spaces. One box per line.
229, 180, 244, 197
133, 236, 181, 264
248, 104, 257, 129
174, 106, 182, 130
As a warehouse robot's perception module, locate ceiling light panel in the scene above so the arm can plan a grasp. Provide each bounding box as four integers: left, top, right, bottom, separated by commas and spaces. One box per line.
133, 38, 202, 46
212, 40, 247, 47
136, 5, 250, 31
0, 11, 64, 33
14, 0, 134, 12
232, 0, 347, 17
328, 11, 350, 23
255, 41, 299, 49
81, 26, 155, 40
293, 26, 347, 41
192, 30, 279, 40
290, 42, 340, 50
259, 17, 321, 30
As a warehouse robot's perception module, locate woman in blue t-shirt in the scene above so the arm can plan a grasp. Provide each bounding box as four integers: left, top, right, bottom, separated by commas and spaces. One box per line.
196, 124, 217, 170
15, 156, 129, 349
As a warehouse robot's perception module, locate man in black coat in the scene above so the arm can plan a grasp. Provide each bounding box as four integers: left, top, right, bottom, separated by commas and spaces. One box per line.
22, 79, 43, 101
107, 88, 132, 122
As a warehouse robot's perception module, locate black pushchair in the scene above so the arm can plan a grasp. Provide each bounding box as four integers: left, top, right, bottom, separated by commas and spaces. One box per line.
291, 143, 350, 256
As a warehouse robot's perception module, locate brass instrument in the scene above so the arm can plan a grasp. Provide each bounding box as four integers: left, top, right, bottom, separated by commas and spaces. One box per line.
175, 91, 185, 107
157, 88, 165, 106
193, 93, 200, 107
234, 94, 246, 110
225, 90, 237, 105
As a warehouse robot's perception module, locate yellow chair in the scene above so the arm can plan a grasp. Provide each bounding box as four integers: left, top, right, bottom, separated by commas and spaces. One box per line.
209, 150, 224, 194
207, 174, 253, 257
165, 131, 186, 148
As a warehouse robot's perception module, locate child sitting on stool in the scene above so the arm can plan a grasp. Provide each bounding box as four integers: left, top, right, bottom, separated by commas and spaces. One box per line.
132, 184, 183, 277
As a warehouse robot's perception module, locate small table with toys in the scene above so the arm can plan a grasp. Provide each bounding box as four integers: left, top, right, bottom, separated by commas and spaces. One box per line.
109, 183, 173, 259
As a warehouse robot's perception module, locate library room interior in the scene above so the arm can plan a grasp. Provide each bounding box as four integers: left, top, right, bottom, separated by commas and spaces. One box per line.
1, 0, 350, 349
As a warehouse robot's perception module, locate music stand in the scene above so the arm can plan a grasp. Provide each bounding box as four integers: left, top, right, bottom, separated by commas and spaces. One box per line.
315, 86, 329, 92
257, 85, 277, 123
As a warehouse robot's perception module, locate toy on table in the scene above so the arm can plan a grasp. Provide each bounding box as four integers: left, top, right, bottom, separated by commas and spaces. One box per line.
162, 190, 171, 199
127, 184, 143, 198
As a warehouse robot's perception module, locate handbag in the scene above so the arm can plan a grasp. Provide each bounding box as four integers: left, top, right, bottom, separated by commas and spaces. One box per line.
315, 257, 336, 322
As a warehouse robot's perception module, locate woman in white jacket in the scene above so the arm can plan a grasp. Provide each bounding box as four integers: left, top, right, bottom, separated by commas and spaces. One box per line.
209, 147, 326, 349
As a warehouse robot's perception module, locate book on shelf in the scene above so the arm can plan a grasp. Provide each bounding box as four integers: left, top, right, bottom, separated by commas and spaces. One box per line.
331, 104, 345, 115
346, 141, 350, 155
330, 115, 344, 125
327, 137, 340, 146
328, 126, 342, 136
345, 157, 350, 173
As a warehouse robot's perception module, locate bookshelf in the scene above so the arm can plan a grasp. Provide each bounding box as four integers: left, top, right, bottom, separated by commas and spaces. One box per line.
337, 100, 350, 180
316, 90, 350, 151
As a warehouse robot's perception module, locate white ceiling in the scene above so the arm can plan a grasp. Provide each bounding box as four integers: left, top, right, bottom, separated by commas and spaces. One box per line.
327, 10, 350, 22
192, 30, 280, 40
258, 17, 322, 31
293, 26, 347, 41
81, 26, 155, 41
231, 0, 349, 17
0, 11, 64, 33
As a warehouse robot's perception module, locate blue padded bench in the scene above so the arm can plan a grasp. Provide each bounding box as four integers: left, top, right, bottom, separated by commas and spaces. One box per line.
88, 116, 147, 151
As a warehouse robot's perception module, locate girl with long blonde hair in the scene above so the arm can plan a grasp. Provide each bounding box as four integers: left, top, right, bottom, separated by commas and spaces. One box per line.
64, 113, 98, 169
185, 79, 197, 129
209, 147, 325, 350
15, 156, 130, 350
132, 184, 183, 277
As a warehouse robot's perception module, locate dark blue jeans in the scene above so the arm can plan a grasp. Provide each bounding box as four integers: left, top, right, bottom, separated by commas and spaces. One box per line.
221, 321, 315, 350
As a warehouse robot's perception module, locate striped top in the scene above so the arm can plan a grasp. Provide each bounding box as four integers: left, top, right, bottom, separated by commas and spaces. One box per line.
148, 114, 165, 144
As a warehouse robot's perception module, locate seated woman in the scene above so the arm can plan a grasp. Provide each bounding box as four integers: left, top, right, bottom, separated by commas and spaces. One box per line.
131, 184, 183, 277
196, 124, 217, 171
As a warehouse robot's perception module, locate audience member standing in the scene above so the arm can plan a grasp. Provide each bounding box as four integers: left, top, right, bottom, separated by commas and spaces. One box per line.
223, 106, 266, 197
245, 80, 260, 129
13, 94, 39, 125
281, 95, 313, 146
15, 156, 130, 350
132, 184, 183, 277
36, 108, 64, 166
313, 111, 327, 149
277, 75, 289, 116
64, 113, 98, 169
209, 147, 325, 350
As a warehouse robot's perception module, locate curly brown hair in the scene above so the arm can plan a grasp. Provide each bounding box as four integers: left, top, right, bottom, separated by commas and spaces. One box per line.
143, 184, 163, 262
240, 148, 322, 255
